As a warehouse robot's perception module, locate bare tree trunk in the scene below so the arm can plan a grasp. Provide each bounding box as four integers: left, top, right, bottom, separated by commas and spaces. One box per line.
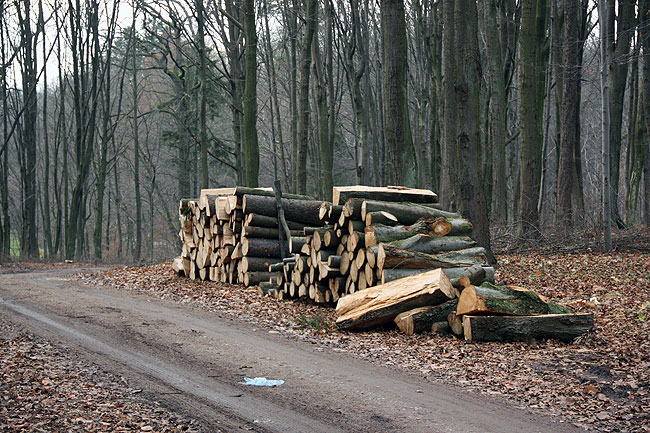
599, 0, 612, 252
196, 0, 208, 188
131, 9, 142, 261
243, 0, 259, 187
296, 0, 318, 194
556, 0, 580, 225
381, 0, 414, 186
441, 0, 456, 209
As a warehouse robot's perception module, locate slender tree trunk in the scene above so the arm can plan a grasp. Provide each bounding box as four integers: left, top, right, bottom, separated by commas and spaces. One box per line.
0, 0, 9, 258
131, 11, 142, 261
196, 0, 208, 188
243, 0, 259, 187
296, 0, 318, 194
599, 0, 612, 252
39, 0, 52, 257
640, 0, 650, 226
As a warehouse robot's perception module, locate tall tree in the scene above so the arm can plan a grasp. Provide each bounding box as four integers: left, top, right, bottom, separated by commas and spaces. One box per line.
556, 0, 580, 224
295, 0, 317, 194
455, 0, 494, 264
242, 0, 259, 187
381, 0, 414, 186
440, 0, 456, 209
131, 5, 142, 262
606, 0, 635, 228
599, 0, 612, 251
196, 0, 208, 188
518, 0, 548, 239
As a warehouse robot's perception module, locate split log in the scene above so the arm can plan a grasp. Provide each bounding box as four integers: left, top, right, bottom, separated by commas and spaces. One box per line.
241, 237, 282, 258
361, 200, 459, 225
462, 313, 594, 343
385, 234, 476, 253
373, 244, 486, 270
242, 226, 303, 239
318, 202, 331, 221
335, 268, 455, 331
242, 195, 325, 225
364, 211, 399, 227
394, 300, 459, 335
172, 257, 186, 276
456, 282, 574, 316
333, 185, 438, 205
447, 313, 464, 336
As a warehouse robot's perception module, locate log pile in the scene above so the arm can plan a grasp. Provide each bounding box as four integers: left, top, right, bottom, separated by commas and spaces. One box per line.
174, 185, 495, 304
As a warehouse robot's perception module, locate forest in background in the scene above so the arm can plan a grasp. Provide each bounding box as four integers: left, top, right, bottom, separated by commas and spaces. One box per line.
0, 0, 648, 262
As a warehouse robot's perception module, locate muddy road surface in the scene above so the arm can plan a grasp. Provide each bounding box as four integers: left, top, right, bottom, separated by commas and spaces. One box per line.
0, 268, 586, 433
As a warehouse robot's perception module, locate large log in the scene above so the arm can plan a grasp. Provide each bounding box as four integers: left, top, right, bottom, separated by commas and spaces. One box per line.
361, 200, 458, 225
335, 268, 455, 331
394, 300, 459, 335
242, 226, 303, 239
385, 234, 476, 253
243, 195, 325, 225
342, 198, 365, 219
240, 256, 282, 272
381, 265, 494, 288
456, 282, 574, 316
364, 218, 438, 246
432, 217, 473, 236
231, 186, 312, 200
364, 211, 399, 226
244, 213, 306, 230
333, 185, 438, 205
373, 245, 487, 270
243, 271, 282, 286
241, 237, 282, 258
462, 314, 594, 343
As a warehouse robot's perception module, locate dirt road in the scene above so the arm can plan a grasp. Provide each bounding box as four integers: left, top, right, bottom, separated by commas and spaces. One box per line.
0, 268, 587, 433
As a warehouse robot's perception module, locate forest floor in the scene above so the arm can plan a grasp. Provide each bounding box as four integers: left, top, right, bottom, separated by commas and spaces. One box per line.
2, 228, 649, 432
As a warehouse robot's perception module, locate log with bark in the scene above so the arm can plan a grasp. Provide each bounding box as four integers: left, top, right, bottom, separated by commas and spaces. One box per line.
333, 185, 438, 205
242, 226, 303, 239
394, 300, 459, 335
242, 195, 326, 225
241, 237, 282, 258
361, 200, 458, 225
456, 282, 573, 316
244, 213, 306, 230
381, 265, 494, 287
462, 313, 594, 342
335, 268, 455, 330
431, 217, 473, 236
372, 244, 487, 270
364, 211, 399, 226
385, 234, 476, 253
240, 257, 282, 272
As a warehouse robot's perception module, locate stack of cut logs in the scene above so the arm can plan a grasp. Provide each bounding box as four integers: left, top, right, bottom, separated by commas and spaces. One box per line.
173, 185, 593, 342
173, 185, 494, 304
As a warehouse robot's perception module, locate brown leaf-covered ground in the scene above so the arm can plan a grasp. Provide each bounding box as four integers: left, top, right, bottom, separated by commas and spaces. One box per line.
0, 319, 204, 433
78, 247, 650, 433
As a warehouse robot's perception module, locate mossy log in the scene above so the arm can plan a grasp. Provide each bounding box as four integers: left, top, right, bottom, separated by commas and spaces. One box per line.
373, 244, 486, 270
462, 314, 594, 342
456, 282, 574, 316
361, 200, 459, 225
364, 218, 438, 247
432, 217, 473, 236
394, 300, 459, 335
381, 265, 493, 288
335, 268, 454, 331
385, 234, 476, 253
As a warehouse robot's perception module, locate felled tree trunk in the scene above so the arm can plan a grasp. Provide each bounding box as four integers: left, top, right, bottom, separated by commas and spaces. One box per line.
432, 217, 473, 236
394, 300, 458, 335
364, 218, 438, 246
336, 268, 454, 330
361, 200, 459, 224
385, 234, 476, 253
241, 237, 282, 258
333, 186, 438, 205
382, 264, 493, 288
462, 313, 594, 342
373, 244, 486, 270
457, 282, 573, 316
242, 195, 325, 225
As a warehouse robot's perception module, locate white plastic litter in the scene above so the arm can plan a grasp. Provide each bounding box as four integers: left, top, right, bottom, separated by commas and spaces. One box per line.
238, 377, 284, 387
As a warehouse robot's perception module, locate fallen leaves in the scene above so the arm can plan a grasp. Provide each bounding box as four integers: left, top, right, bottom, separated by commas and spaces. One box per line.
75, 248, 650, 433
